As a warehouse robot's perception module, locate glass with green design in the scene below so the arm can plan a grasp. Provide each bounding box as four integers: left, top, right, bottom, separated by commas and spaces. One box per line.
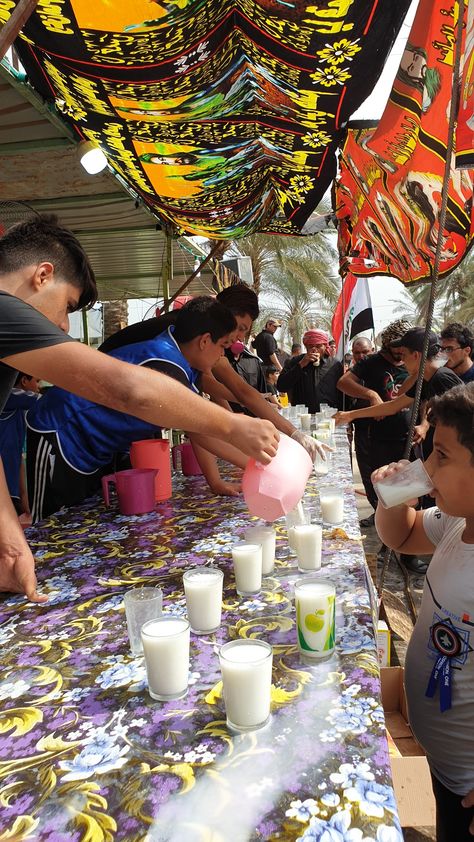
294, 577, 336, 659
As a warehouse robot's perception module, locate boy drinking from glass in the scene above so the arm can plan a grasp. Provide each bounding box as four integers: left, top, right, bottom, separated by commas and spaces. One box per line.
373, 382, 474, 841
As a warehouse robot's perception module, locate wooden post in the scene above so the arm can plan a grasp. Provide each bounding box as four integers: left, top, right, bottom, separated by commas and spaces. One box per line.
0, 0, 38, 60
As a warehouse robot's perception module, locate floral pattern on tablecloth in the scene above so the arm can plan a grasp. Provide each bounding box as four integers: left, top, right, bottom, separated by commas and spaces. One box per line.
0, 433, 402, 841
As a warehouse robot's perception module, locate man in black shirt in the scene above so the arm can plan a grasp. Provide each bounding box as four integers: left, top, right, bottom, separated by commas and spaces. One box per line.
336, 326, 461, 573
252, 318, 282, 370
277, 329, 341, 412
440, 322, 474, 384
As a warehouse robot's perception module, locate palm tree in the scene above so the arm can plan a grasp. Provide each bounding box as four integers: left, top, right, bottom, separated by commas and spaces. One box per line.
258, 238, 339, 346
102, 299, 128, 342
229, 209, 340, 345
391, 248, 474, 331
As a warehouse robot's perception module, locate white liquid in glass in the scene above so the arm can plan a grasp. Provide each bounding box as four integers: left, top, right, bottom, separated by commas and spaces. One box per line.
220, 641, 272, 730
141, 618, 190, 700
183, 569, 223, 633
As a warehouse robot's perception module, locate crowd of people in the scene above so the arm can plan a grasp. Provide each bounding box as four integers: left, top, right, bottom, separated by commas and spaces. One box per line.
0, 215, 473, 839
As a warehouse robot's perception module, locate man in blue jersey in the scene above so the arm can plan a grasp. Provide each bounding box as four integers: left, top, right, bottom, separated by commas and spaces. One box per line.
26, 296, 248, 520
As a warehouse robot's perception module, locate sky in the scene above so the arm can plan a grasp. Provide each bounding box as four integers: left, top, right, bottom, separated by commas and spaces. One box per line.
128, 0, 420, 336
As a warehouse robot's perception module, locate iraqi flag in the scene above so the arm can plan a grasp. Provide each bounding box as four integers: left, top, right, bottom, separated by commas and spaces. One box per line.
332, 274, 374, 359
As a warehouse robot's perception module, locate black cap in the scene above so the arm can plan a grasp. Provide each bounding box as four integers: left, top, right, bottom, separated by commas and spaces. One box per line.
390, 327, 439, 353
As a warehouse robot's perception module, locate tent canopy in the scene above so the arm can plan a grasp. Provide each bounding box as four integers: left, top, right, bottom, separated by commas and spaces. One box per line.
0, 61, 217, 301
3, 0, 412, 239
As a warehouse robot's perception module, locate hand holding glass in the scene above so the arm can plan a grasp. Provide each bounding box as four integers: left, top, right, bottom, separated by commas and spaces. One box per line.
372, 459, 433, 508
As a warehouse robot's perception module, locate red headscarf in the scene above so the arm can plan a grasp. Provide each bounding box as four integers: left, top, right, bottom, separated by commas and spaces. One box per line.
302, 329, 329, 347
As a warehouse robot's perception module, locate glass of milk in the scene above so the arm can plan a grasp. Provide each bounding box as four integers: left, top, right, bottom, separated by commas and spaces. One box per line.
300, 413, 312, 431
231, 542, 263, 595
293, 524, 322, 572
285, 501, 310, 555
319, 486, 344, 526
124, 587, 163, 655
244, 525, 276, 575
141, 617, 190, 701
373, 459, 433, 508
183, 566, 224, 634
219, 639, 273, 732
294, 577, 336, 659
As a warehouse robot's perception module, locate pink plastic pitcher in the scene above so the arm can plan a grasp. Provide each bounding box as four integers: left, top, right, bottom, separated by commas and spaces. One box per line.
130, 439, 172, 501
172, 442, 203, 476
242, 433, 313, 521
102, 468, 157, 515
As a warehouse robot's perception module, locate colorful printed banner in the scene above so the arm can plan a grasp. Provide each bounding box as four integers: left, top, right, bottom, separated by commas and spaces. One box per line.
4, 0, 411, 238
456, 0, 474, 168
332, 273, 374, 358
335, 0, 474, 284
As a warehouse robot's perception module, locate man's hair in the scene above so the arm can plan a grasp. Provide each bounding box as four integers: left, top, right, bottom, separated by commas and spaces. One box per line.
0, 214, 97, 310
173, 296, 236, 344
380, 318, 413, 349
440, 322, 474, 355
216, 282, 259, 321
427, 382, 474, 459
291, 343, 301, 353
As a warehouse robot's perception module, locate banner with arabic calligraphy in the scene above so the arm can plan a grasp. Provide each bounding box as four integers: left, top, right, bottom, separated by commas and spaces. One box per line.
5, 0, 411, 238
456, 0, 474, 168
335, 0, 474, 284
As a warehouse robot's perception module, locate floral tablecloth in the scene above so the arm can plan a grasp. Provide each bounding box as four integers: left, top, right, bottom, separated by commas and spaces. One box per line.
0, 432, 402, 842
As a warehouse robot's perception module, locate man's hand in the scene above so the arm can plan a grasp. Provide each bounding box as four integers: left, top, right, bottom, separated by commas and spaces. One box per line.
412, 420, 429, 445
300, 349, 320, 368
291, 430, 332, 462
334, 410, 353, 427
461, 789, 474, 835
367, 391, 383, 406
209, 478, 242, 497
371, 459, 411, 486
230, 416, 279, 465
0, 520, 47, 603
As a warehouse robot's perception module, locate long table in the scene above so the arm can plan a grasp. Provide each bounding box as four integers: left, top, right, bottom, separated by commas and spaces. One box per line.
0, 434, 402, 841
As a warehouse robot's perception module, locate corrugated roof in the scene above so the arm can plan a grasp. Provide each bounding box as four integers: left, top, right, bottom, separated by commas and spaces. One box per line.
0, 61, 215, 301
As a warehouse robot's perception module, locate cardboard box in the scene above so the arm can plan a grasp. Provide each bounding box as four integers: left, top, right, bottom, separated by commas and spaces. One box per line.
380, 667, 435, 828
377, 620, 391, 666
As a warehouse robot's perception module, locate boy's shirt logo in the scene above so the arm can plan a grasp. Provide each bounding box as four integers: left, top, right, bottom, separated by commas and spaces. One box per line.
425, 606, 473, 712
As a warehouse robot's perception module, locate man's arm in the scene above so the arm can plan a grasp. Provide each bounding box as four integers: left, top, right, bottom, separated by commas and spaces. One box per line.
335, 393, 413, 425
0, 460, 47, 602
3, 344, 279, 464
337, 371, 383, 405
269, 352, 282, 372
189, 435, 245, 498
208, 358, 296, 437
373, 463, 436, 556
275, 357, 304, 394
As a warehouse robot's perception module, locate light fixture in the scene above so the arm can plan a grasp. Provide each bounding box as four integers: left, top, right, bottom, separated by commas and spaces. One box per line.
78, 140, 107, 174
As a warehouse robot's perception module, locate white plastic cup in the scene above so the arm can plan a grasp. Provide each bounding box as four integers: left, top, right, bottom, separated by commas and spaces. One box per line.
300, 413, 312, 431
219, 639, 273, 732
231, 542, 262, 595
293, 524, 322, 572
295, 577, 336, 659
319, 486, 344, 526
244, 526, 276, 575
285, 502, 310, 553
124, 587, 163, 655
314, 449, 329, 476
373, 459, 433, 508
183, 566, 224, 634
141, 617, 190, 701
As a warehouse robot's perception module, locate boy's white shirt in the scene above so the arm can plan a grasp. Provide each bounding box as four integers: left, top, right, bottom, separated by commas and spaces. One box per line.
405, 506, 474, 794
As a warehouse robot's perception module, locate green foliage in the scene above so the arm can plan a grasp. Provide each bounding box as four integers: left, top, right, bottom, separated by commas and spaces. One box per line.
230, 214, 340, 346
